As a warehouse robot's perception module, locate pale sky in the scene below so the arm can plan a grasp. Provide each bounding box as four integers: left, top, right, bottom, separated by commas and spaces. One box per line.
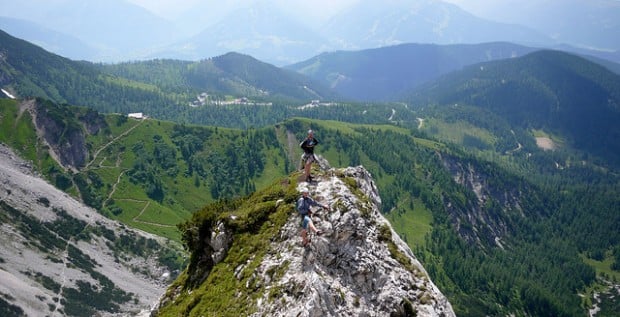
126, 0, 198, 18
126, 0, 359, 21
124, 0, 541, 24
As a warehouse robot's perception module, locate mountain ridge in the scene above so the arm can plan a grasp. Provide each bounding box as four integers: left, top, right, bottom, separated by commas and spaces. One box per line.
164, 2, 328, 65
287, 41, 540, 100
4, 0, 619, 65
153, 161, 455, 316
321, 0, 550, 49
408, 49, 620, 165
0, 16, 97, 62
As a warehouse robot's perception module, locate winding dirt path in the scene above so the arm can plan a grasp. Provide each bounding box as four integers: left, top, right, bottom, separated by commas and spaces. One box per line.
505, 130, 523, 154
83, 118, 175, 228
85, 119, 146, 170
104, 170, 127, 205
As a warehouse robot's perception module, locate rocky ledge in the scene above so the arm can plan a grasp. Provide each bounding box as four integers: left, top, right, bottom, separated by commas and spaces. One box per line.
251, 166, 454, 317
155, 160, 454, 317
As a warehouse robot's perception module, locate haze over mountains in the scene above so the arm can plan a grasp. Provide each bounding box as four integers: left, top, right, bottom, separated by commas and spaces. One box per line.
287, 42, 539, 100
1, 0, 619, 65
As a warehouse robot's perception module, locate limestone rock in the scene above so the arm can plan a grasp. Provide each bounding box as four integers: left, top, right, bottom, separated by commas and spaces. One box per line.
250, 165, 454, 316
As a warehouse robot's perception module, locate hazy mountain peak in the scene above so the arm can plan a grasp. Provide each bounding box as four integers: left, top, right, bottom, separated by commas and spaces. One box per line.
3, 0, 618, 64
322, 0, 550, 51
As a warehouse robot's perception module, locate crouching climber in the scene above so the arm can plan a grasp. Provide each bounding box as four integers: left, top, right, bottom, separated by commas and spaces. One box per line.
297, 187, 330, 247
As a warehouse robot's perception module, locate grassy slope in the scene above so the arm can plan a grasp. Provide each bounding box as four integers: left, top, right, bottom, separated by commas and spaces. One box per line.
156, 176, 299, 317
0, 99, 61, 179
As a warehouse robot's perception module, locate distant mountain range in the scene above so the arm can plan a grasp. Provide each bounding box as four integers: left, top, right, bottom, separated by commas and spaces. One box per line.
0, 0, 177, 60
161, 2, 328, 66
287, 42, 539, 100
3, 29, 620, 164
320, 0, 549, 50
0, 17, 98, 61
467, 0, 620, 52
1, 0, 619, 65
408, 50, 620, 164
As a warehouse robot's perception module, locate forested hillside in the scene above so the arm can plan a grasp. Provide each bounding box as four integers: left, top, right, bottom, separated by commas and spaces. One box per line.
408, 50, 620, 166
0, 29, 337, 128
287, 42, 538, 101
310, 123, 619, 316
0, 98, 294, 241
96, 52, 338, 102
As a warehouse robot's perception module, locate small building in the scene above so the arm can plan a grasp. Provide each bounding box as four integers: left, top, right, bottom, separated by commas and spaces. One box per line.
1, 88, 16, 99
128, 112, 144, 119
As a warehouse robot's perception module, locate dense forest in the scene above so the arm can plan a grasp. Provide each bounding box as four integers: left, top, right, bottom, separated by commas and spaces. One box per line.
291, 123, 619, 316
407, 50, 620, 165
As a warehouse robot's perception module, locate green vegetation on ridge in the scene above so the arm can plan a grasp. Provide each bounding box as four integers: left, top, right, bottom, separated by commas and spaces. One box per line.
158, 176, 299, 317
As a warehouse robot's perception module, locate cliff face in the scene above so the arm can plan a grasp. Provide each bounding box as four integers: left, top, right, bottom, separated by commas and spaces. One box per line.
21, 99, 108, 171
156, 161, 455, 317
440, 153, 527, 248
252, 166, 454, 317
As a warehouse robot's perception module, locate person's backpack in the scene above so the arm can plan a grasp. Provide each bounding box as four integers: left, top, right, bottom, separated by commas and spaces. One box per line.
297, 197, 308, 216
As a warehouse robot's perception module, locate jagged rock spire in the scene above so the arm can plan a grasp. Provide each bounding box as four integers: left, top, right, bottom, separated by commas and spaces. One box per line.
153, 158, 454, 317
250, 163, 455, 317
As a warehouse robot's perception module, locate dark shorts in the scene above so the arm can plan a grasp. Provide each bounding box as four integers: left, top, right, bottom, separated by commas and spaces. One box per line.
302, 153, 316, 164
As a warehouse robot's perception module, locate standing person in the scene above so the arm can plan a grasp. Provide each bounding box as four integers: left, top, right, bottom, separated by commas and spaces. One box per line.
300, 129, 319, 182
297, 187, 329, 247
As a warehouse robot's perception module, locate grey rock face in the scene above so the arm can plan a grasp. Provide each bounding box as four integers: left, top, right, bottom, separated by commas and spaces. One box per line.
440, 153, 523, 247
250, 165, 455, 317
0, 143, 172, 316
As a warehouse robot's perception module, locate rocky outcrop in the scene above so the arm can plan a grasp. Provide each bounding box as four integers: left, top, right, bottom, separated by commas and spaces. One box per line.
32, 100, 89, 169
0, 143, 175, 316
440, 153, 524, 248
184, 220, 235, 288
20, 99, 108, 171
250, 166, 454, 317
155, 161, 455, 317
